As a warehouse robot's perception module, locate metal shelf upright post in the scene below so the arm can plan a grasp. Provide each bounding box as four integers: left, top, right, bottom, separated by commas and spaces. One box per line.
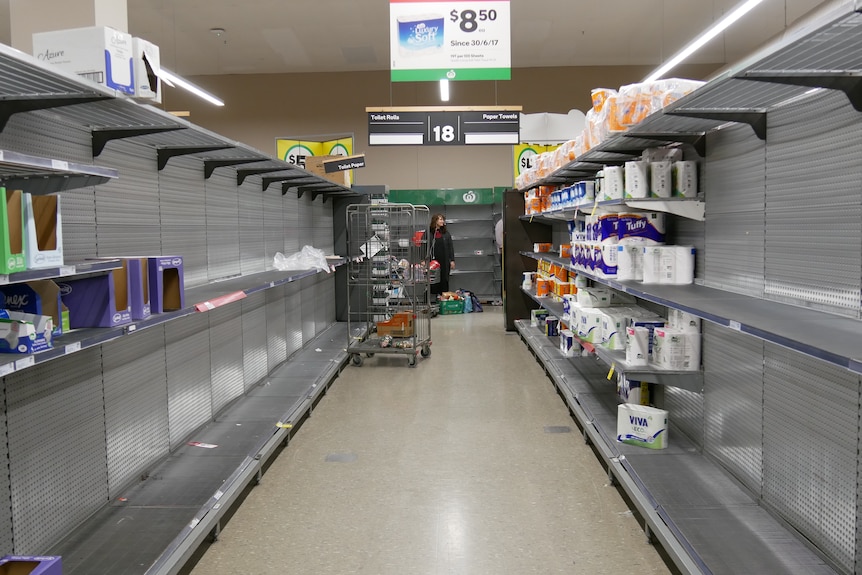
346, 203, 432, 367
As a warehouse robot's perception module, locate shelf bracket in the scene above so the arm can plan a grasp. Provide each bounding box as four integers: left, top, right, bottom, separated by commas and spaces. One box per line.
157, 145, 233, 170
203, 158, 262, 179
628, 132, 706, 157
666, 108, 767, 140
92, 126, 186, 157
236, 167, 288, 186
743, 70, 862, 112
0, 95, 111, 133
262, 175, 305, 191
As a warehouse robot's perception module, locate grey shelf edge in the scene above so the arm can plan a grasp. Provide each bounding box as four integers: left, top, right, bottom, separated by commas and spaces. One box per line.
143, 323, 349, 575
518, 197, 704, 224
520, 287, 704, 392
522, 251, 862, 376
0, 149, 119, 194
0, 260, 347, 378
514, 320, 706, 575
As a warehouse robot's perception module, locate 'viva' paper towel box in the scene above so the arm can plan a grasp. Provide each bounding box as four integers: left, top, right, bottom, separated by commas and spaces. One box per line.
617, 404, 668, 449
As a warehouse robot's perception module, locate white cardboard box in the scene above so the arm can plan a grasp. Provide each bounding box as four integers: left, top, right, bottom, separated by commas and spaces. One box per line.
32, 26, 135, 95
132, 37, 161, 103
617, 404, 668, 449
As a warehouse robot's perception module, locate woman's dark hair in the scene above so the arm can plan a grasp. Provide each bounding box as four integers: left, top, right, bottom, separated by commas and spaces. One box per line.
429, 213, 446, 234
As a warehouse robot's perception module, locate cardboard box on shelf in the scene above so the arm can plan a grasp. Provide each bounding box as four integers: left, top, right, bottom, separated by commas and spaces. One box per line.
132, 37, 161, 103
125, 258, 151, 320
305, 155, 351, 186
0, 188, 25, 275
32, 26, 135, 95
149, 256, 185, 313
2, 280, 70, 336
57, 268, 132, 328
23, 193, 63, 269
0, 555, 62, 575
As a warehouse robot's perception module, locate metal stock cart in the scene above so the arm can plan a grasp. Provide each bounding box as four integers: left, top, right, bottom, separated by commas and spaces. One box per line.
346, 203, 432, 367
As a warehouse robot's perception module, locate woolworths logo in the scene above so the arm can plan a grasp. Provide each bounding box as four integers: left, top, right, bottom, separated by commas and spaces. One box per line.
462, 190, 477, 203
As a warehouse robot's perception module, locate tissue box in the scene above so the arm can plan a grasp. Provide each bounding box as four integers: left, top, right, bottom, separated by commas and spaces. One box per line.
617, 404, 668, 449
57, 270, 132, 328
23, 193, 63, 269
0, 188, 25, 275
32, 26, 135, 95
2, 280, 69, 336
0, 555, 62, 575
149, 256, 185, 313
0, 312, 53, 354
132, 37, 161, 103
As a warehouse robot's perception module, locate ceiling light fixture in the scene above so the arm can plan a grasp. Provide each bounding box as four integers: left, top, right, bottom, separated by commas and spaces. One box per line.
210, 28, 226, 37
644, 0, 766, 82
159, 67, 225, 107
440, 79, 450, 102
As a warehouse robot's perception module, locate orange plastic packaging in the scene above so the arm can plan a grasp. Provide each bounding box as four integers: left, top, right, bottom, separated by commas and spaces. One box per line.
536, 278, 550, 298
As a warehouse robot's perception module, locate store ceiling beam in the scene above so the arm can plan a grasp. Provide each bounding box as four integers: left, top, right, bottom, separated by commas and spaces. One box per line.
666, 108, 767, 140
203, 158, 264, 179
742, 70, 862, 112
92, 126, 187, 157
0, 95, 112, 133
157, 145, 234, 170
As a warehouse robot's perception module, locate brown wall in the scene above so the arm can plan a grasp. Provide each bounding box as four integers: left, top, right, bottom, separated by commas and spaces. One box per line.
162, 63, 720, 189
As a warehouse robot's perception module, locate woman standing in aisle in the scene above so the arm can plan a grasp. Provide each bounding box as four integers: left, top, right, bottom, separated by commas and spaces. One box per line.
429, 213, 455, 299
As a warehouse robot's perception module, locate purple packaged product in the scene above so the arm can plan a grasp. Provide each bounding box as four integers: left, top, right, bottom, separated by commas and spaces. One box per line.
618, 212, 666, 244
596, 244, 618, 276
631, 318, 665, 354
597, 214, 619, 243
127, 258, 151, 320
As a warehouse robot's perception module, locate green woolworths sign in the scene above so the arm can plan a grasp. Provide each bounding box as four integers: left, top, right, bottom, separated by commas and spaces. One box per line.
389, 188, 504, 205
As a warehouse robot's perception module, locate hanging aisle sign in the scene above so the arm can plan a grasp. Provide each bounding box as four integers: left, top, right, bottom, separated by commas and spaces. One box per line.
390, 0, 511, 82
367, 106, 521, 146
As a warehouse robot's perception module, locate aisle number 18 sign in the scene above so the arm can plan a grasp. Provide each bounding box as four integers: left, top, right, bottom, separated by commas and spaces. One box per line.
390, 0, 511, 82
367, 106, 521, 146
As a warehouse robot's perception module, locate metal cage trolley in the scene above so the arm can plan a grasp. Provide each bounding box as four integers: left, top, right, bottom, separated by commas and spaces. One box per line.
346, 203, 432, 367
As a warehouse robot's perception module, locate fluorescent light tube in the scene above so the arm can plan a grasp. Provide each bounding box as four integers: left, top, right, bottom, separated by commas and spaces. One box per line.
644, 0, 765, 82
440, 79, 450, 102
159, 67, 225, 106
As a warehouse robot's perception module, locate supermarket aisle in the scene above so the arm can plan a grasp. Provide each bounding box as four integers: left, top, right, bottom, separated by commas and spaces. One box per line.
187, 308, 671, 575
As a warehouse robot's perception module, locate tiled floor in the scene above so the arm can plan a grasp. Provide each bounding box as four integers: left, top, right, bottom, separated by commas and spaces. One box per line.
187, 308, 672, 575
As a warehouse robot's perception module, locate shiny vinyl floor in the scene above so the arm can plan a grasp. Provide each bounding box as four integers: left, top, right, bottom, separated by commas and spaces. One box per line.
188, 308, 672, 575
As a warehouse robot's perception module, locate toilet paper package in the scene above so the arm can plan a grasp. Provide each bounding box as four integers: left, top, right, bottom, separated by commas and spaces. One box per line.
642, 246, 664, 284
562, 294, 577, 323
601, 310, 629, 350
653, 328, 701, 371
602, 166, 624, 200
577, 287, 611, 308
577, 309, 604, 343
617, 404, 668, 449
617, 212, 666, 244
595, 244, 618, 277
650, 161, 672, 198
596, 213, 619, 244
624, 161, 649, 199
618, 376, 650, 405
673, 161, 698, 198
659, 246, 695, 285
545, 316, 560, 337
625, 326, 651, 365
560, 329, 576, 357
616, 244, 644, 281
668, 309, 701, 333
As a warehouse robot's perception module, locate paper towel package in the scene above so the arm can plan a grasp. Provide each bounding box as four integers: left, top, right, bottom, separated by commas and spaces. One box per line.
650, 161, 672, 198
560, 329, 576, 357
625, 326, 650, 365
624, 161, 649, 198
601, 166, 624, 200
617, 404, 668, 449
653, 328, 701, 371
673, 161, 698, 198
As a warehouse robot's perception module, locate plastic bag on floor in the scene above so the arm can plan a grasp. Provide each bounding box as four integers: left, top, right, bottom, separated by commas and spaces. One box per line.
274, 245, 331, 273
